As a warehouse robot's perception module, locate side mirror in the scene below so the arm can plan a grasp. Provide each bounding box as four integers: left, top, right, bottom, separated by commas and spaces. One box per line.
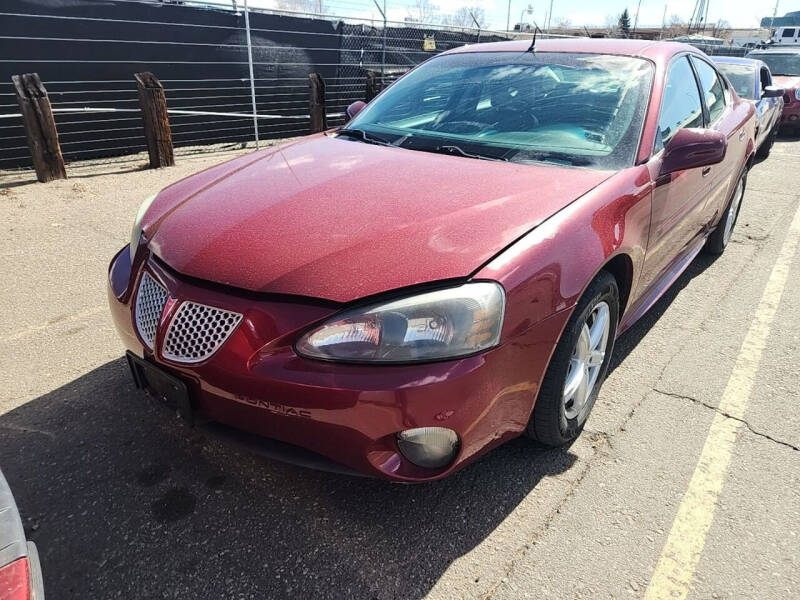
659, 128, 727, 177
762, 85, 785, 98
346, 100, 367, 120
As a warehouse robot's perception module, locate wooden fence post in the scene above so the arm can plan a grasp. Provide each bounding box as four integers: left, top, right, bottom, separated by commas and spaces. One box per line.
135, 72, 174, 168
309, 73, 327, 133
12, 73, 66, 182
365, 71, 378, 102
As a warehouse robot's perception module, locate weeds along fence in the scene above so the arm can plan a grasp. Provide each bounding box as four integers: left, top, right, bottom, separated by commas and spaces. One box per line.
0, 0, 510, 173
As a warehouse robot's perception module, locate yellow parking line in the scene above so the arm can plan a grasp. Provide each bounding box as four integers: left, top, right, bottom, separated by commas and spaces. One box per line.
644, 199, 800, 600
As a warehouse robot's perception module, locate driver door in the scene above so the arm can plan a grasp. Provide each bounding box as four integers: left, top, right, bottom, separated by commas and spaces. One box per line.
638, 55, 709, 294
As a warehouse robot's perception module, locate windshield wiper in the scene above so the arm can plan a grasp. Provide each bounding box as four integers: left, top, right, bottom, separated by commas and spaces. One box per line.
335, 128, 393, 147
422, 144, 509, 162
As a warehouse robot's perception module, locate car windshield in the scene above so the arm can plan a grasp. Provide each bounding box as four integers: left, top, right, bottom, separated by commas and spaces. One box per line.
716, 63, 755, 99
748, 52, 800, 76
343, 51, 654, 169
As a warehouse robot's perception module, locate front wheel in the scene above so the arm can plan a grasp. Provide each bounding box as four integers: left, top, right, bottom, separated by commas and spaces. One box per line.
526, 271, 619, 446
756, 126, 777, 159
705, 168, 746, 255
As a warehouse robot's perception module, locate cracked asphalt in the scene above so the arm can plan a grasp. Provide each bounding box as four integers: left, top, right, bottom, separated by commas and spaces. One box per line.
1, 135, 798, 599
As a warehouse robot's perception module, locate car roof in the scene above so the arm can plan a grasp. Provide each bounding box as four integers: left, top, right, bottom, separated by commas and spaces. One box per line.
442, 38, 698, 62
713, 56, 759, 67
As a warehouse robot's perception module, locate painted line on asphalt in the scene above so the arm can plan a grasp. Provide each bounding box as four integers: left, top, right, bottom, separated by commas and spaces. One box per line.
644, 198, 800, 600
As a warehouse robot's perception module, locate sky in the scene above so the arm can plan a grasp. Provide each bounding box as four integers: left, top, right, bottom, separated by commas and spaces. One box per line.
234, 0, 775, 30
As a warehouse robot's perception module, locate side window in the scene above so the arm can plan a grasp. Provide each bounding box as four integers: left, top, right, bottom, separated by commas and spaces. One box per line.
656, 56, 703, 150
782, 28, 796, 38
691, 57, 727, 124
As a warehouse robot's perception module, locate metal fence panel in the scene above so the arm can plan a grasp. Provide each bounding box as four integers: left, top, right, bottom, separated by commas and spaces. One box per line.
0, 0, 517, 171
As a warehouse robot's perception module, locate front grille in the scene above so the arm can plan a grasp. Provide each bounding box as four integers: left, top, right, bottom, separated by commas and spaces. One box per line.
134, 272, 169, 349
162, 302, 242, 363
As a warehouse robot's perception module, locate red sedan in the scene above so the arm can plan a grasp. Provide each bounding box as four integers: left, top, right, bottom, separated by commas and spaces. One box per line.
109, 39, 755, 482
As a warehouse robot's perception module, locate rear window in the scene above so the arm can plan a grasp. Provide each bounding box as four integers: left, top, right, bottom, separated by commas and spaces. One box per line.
749, 52, 800, 76
715, 63, 755, 99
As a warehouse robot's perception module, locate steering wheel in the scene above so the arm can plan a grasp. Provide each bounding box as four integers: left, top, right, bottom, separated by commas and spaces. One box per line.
430, 120, 487, 134
491, 110, 540, 131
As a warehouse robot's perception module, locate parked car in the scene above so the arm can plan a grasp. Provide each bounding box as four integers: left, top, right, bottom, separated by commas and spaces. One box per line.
747, 47, 800, 133
0, 469, 43, 599
713, 56, 785, 157
109, 39, 756, 482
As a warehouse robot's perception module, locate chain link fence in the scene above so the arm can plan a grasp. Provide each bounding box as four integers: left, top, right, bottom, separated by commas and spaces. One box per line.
0, 0, 522, 175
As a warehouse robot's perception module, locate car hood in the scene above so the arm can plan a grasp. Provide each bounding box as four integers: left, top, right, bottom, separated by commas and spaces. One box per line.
773, 75, 800, 90
144, 135, 612, 303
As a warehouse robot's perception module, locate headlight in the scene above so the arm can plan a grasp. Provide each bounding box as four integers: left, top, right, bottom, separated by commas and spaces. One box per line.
130, 193, 157, 261
295, 282, 505, 363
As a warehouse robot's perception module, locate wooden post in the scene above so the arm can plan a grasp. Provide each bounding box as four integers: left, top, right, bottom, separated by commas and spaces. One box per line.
365, 71, 378, 102
135, 72, 174, 168
12, 73, 66, 182
308, 73, 327, 133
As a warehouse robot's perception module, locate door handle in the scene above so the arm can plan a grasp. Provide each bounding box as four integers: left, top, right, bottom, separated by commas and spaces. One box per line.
739, 129, 746, 141
702, 167, 712, 177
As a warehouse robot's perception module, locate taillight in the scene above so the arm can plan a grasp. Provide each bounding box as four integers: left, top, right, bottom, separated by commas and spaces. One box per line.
0, 558, 32, 600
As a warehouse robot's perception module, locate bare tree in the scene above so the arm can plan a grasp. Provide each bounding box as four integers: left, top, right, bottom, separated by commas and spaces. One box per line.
663, 14, 688, 39
713, 19, 731, 37
604, 14, 619, 34
408, 0, 439, 23
554, 17, 572, 30
442, 6, 485, 28
277, 0, 324, 13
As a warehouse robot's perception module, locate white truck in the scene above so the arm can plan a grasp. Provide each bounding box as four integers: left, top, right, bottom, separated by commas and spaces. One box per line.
772, 26, 800, 45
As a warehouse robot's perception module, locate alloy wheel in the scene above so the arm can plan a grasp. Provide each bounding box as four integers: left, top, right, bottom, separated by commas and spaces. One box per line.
722, 178, 744, 246
562, 301, 610, 420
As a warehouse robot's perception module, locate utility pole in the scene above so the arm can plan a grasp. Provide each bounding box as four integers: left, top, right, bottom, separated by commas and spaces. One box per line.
506, 0, 512, 32
547, 0, 554, 32
633, 0, 643, 35
660, 3, 667, 39
769, 1, 780, 36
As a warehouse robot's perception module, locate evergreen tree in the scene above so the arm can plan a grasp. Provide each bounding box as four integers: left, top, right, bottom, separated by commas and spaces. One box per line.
618, 8, 631, 37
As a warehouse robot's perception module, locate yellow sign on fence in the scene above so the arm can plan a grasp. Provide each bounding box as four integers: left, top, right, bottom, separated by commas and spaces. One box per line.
423, 35, 436, 51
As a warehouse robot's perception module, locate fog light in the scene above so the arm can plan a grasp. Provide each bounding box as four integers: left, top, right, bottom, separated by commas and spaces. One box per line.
396, 427, 459, 469
790, 114, 799, 121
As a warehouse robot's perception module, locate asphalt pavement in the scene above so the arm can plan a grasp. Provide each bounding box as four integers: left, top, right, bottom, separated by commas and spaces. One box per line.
0, 136, 798, 599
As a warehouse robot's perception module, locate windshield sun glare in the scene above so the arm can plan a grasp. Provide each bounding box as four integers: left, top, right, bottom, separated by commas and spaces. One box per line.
344, 51, 654, 169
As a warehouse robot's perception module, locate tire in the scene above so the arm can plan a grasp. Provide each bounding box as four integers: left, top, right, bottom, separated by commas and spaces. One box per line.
756, 127, 777, 159
705, 167, 747, 255
526, 270, 619, 446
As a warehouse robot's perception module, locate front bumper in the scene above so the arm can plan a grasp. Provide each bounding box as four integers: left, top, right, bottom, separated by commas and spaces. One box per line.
108, 246, 568, 482
780, 99, 800, 126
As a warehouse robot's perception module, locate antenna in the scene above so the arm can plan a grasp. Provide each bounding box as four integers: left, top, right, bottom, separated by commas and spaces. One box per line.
528, 22, 542, 52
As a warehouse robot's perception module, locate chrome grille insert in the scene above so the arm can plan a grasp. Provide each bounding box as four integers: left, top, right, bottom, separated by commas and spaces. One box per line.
162, 302, 242, 363
134, 272, 168, 349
